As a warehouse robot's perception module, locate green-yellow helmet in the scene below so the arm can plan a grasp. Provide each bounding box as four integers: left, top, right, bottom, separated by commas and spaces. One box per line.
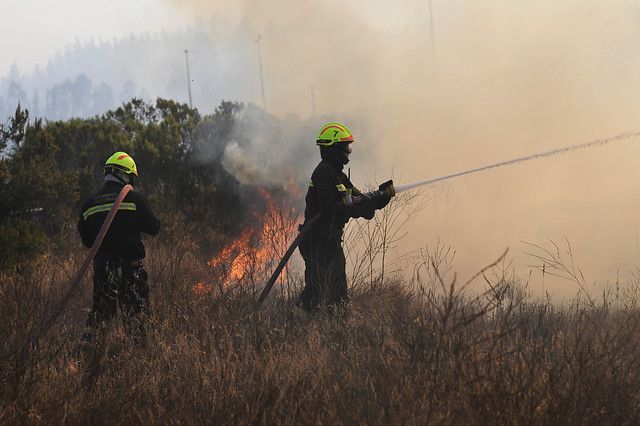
316, 123, 354, 146
104, 151, 138, 176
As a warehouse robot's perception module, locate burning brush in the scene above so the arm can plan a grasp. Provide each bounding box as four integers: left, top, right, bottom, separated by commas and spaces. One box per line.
194, 185, 302, 295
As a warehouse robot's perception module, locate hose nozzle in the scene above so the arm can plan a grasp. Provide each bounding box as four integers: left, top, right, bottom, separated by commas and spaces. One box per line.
377, 179, 395, 197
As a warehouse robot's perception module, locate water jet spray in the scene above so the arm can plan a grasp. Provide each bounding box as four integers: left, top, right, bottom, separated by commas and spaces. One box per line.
393, 131, 640, 194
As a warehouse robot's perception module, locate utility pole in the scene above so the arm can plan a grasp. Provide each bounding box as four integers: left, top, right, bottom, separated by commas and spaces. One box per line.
184, 50, 193, 108
255, 35, 267, 111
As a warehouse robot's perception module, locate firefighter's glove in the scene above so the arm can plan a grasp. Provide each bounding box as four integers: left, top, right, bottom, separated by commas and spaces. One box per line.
372, 179, 394, 209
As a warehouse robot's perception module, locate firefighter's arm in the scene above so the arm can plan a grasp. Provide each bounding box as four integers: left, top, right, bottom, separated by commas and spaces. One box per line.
343, 180, 395, 211
317, 179, 349, 219
132, 192, 161, 236
348, 198, 375, 220
78, 206, 94, 248
343, 186, 375, 220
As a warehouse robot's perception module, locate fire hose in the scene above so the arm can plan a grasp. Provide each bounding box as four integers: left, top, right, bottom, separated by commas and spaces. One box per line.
257, 212, 322, 306
24, 184, 132, 353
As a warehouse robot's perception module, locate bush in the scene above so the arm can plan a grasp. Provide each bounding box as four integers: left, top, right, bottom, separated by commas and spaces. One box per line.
0, 218, 46, 271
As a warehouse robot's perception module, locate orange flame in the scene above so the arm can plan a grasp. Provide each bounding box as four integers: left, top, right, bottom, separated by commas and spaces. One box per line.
194, 185, 302, 295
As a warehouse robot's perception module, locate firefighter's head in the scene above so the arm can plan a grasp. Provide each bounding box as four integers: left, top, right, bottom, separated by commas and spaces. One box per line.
104, 151, 138, 185
316, 122, 354, 165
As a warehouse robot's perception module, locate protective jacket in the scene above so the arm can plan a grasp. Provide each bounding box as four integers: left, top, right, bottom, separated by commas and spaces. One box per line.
303, 157, 376, 235
78, 180, 161, 260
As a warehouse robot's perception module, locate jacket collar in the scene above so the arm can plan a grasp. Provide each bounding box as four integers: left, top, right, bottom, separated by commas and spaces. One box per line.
322, 157, 344, 172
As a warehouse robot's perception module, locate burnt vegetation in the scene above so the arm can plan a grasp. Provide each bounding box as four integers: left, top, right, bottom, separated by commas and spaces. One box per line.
2, 99, 640, 424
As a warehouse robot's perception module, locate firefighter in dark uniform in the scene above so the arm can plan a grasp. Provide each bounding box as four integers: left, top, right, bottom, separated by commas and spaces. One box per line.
294, 123, 394, 318
78, 151, 161, 341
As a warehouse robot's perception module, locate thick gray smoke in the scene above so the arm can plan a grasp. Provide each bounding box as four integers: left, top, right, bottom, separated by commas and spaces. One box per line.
170, 0, 640, 300
6, 0, 640, 300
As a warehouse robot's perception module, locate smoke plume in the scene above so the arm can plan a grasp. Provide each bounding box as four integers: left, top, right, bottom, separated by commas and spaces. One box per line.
164, 0, 640, 299
5, 0, 635, 300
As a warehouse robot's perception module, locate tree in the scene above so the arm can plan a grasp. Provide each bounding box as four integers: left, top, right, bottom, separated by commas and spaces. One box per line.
0, 106, 79, 270
0, 97, 275, 271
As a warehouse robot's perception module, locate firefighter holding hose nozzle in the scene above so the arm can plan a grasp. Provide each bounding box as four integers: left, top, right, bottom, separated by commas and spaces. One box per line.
78, 152, 160, 342
293, 123, 394, 319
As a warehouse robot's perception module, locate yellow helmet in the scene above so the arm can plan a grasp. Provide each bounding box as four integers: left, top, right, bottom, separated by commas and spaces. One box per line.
104, 151, 138, 176
316, 123, 354, 146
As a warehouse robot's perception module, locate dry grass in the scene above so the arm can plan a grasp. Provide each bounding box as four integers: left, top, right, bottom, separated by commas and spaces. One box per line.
4, 196, 640, 425
4, 233, 640, 426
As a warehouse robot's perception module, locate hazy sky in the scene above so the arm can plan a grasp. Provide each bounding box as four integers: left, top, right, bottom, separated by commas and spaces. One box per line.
1, 0, 191, 76
4, 0, 640, 301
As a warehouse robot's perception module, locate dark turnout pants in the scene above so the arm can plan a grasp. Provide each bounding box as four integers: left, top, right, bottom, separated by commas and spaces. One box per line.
297, 227, 348, 312
84, 257, 150, 337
